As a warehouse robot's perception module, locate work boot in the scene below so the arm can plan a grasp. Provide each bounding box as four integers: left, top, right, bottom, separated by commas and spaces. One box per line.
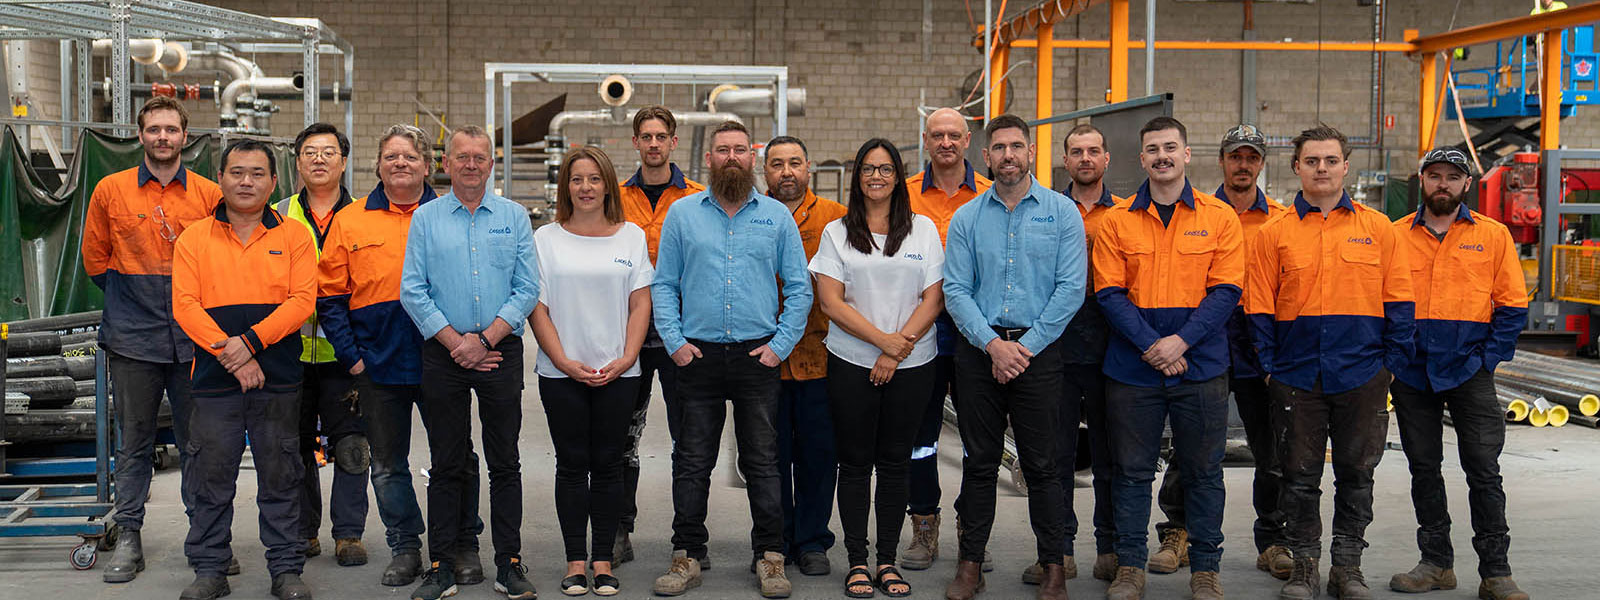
756, 551, 792, 598
1093, 553, 1118, 581
271, 573, 314, 599
454, 546, 484, 585
612, 529, 634, 565
1328, 565, 1372, 599
1259, 546, 1295, 581
102, 529, 145, 583
900, 513, 940, 570
1148, 529, 1189, 574
1037, 563, 1068, 600
953, 516, 994, 572
305, 538, 322, 558
1389, 562, 1456, 593
494, 558, 537, 600
410, 562, 457, 600
652, 549, 703, 596
227, 557, 241, 576
1280, 556, 1321, 600
798, 551, 831, 576
1022, 556, 1075, 584
335, 538, 368, 567
1478, 577, 1530, 600
943, 559, 985, 600
179, 575, 231, 600
1191, 570, 1224, 600
382, 551, 424, 587
1106, 566, 1146, 600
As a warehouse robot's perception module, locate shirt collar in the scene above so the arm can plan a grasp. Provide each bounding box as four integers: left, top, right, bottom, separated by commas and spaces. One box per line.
980, 175, 1046, 209
443, 188, 502, 214
919, 159, 978, 192
1128, 179, 1196, 212
1062, 183, 1117, 208
624, 163, 689, 189
1410, 201, 1477, 227
212, 201, 282, 228
138, 161, 189, 188
1292, 191, 1356, 218
365, 182, 437, 211
1213, 184, 1271, 214
700, 187, 762, 212
296, 185, 353, 214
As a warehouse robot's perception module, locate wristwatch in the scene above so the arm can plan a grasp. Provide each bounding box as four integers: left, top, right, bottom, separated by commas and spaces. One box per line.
476, 332, 493, 350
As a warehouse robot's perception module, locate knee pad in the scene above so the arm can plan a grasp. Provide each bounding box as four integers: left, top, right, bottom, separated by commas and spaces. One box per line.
336, 434, 372, 475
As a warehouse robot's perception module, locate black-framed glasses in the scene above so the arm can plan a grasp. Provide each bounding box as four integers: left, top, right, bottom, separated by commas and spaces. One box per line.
299, 148, 343, 160
859, 164, 897, 178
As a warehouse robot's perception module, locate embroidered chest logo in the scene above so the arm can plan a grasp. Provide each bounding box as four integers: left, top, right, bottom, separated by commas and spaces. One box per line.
1347, 236, 1374, 245
1183, 229, 1209, 237
1030, 215, 1055, 223
614, 257, 634, 268
488, 226, 512, 235
1458, 243, 1485, 252
268, 250, 283, 255
750, 218, 776, 226
903, 253, 925, 261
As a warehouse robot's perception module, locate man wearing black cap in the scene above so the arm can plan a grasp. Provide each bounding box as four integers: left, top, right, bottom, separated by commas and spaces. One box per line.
1387, 148, 1530, 600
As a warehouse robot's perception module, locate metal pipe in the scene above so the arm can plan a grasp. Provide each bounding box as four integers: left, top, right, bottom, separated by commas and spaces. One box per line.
221, 76, 299, 131
1370, 0, 1386, 170
548, 109, 742, 140
185, 49, 262, 83
1144, 0, 1155, 96
706, 87, 806, 117
92, 39, 187, 73
1497, 377, 1599, 417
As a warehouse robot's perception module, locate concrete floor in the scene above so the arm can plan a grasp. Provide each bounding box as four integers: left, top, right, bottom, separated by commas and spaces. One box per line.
3, 362, 1600, 599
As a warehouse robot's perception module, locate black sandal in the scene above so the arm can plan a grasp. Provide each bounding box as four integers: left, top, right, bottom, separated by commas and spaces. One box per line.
844, 566, 876, 598
876, 565, 911, 598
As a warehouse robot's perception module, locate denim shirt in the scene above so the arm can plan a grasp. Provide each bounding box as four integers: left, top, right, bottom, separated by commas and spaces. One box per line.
651, 189, 812, 359
943, 176, 1087, 354
400, 190, 539, 339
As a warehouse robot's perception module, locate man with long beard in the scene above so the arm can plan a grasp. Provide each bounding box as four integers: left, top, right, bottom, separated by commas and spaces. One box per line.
650, 120, 812, 598
1387, 149, 1529, 600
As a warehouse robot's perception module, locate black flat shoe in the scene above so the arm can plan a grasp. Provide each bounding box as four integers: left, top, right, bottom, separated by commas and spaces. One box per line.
560, 573, 589, 596
592, 573, 620, 597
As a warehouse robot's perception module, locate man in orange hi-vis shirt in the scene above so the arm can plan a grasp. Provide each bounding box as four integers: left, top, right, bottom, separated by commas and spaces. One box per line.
172, 140, 317, 600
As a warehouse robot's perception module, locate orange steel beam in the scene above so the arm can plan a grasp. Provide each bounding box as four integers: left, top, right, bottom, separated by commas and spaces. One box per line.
990, 44, 1011, 119
1036, 20, 1055, 187
1109, 0, 1129, 103
1408, 2, 1600, 56
1419, 53, 1436, 158
1006, 39, 1416, 52
983, 0, 1109, 47
1542, 29, 1562, 151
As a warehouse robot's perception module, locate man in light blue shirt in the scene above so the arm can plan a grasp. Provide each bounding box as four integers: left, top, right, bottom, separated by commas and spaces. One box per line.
941, 114, 1085, 600
649, 120, 811, 598
399, 125, 539, 600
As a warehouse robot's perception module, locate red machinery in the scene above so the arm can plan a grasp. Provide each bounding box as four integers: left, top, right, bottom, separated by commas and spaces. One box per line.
1478, 152, 1546, 243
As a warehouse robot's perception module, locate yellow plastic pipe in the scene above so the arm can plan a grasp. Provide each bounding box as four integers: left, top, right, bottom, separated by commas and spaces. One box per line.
1548, 405, 1571, 428
1581, 394, 1599, 417
1505, 399, 1530, 422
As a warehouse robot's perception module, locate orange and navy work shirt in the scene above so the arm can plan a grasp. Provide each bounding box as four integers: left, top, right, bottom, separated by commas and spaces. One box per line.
1093, 181, 1245, 387
172, 205, 316, 397
1058, 184, 1123, 365
906, 160, 993, 245
1245, 192, 1416, 394
1393, 205, 1528, 392
779, 190, 849, 381
621, 163, 705, 265
316, 183, 438, 386
82, 164, 222, 363
1216, 185, 1289, 379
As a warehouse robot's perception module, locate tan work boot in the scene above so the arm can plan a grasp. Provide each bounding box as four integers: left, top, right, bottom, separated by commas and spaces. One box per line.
1478, 576, 1530, 600
944, 560, 985, 600
1148, 529, 1189, 574
1191, 570, 1224, 600
334, 538, 367, 567
1389, 562, 1456, 593
901, 513, 940, 570
1021, 556, 1075, 585
1280, 556, 1321, 600
1328, 565, 1372, 599
755, 551, 791, 598
652, 549, 702, 596
1258, 546, 1294, 581
1093, 553, 1118, 581
1106, 566, 1146, 600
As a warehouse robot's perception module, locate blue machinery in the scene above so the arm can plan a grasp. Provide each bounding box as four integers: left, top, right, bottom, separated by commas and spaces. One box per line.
1448, 25, 1600, 121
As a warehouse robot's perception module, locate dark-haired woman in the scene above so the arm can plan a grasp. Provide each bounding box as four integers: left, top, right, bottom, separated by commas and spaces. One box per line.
530, 146, 653, 597
810, 139, 946, 598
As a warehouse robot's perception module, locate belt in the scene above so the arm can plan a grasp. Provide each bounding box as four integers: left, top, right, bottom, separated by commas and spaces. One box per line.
991, 326, 1029, 342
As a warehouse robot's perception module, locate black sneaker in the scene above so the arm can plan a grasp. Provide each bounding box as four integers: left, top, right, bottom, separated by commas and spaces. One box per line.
495, 558, 538, 600
411, 562, 458, 600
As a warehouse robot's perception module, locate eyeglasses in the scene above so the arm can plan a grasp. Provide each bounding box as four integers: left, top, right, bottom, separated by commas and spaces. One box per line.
299, 148, 342, 160
153, 204, 177, 242
859, 164, 897, 178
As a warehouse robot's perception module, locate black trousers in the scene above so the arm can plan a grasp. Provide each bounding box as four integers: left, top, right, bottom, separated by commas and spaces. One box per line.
1155, 376, 1284, 552
827, 354, 936, 566
622, 344, 680, 534
906, 354, 957, 515
1062, 361, 1115, 556
952, 338, 1067, 566
183, 390, 302, 578
1391, 370, 1512, 578
1275, 370, 1390, 566
420, 337, 525, 569
296, 361, 368, 541
109, 351, 193, 530
669, 337, 783, 561
539, 375, 641, 562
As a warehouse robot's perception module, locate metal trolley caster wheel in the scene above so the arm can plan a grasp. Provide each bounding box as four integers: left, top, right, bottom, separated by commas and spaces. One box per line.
71, 542, 98, 570
1011, 463, 1029, 497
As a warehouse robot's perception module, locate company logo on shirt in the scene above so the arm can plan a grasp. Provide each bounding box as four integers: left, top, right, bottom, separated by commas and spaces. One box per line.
1458, 243, 1485, 252
750, 218, 775, 226
488, 226, 512, 235
1183, 229, 1209, 237
1031, 215, 1055, 223
268, 250, 283, 255
903, 253, 925, 261
614, 257, 634, 268
1347, 236, 1374, 245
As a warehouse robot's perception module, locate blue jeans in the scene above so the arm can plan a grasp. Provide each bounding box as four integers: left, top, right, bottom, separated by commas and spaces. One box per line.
777, 378, 837, 555
1106, 376, 1228, 572
360, 374, 482, 556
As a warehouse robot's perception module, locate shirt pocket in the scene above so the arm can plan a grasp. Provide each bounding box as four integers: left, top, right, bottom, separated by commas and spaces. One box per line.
1340, 240, 1385, 293
1023, 222, 1057, 261
110, 212, 148, 248
490, 243, 518, 269
741, 225, 780, 263
1118, 235, 1157, 288
1175, 235, 1219, 286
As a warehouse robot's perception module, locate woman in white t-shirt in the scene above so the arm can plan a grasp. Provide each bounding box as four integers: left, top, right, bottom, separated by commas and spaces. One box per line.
528, 146, 653, 597
809, 138, 946, 598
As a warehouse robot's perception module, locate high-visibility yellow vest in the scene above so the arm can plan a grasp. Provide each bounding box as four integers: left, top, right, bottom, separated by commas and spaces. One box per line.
277, 190, 350, 364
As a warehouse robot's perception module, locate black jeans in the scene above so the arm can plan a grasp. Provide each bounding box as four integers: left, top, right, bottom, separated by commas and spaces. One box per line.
420, 337, 525, 569
952, 337, 1066, 566
1275, 370, 1391, 566
622, 344, 680, 534
669, 337, 783, 561
777, 378, 837, 556
907, 354, 957, 515
360, 376, 481, 556
828, 354, 936, 566
183, 390, 302, 578
296, 362, 368, 541
1063, 361, 1115, 556
109, 351, 193, 530
1391, 370, 1511, 578
540, 375, 641, 563
1155, 376, 1284, 552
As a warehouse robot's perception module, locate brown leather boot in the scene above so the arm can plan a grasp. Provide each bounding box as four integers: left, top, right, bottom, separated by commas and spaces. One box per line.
1148, 529, 1189, 574
1389, 562, 1456, 593
1258, 545, 1294, 580
901, 513, 940, 570
1328, 565, 1372, 600
1038, 563, 1069, 600
1106, 566, 1146, 600
944, 560, 985, 600
1478, 576, 1530, 600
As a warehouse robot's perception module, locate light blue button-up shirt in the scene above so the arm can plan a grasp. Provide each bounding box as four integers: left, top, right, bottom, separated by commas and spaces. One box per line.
651, 189, 812, 359
943, 176, 1087, 354
400, 189, 539, 339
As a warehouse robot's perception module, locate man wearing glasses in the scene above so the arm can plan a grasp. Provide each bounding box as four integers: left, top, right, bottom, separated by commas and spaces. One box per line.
650, 120, 811, 598
83, 96, 223, 585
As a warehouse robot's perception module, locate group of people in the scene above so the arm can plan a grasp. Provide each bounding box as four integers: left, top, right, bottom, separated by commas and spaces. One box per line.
80, 95, 1531, 600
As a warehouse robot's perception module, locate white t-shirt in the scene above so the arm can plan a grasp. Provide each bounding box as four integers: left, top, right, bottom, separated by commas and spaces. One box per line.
808, 215, 945, 369
533, 222, 655, 379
